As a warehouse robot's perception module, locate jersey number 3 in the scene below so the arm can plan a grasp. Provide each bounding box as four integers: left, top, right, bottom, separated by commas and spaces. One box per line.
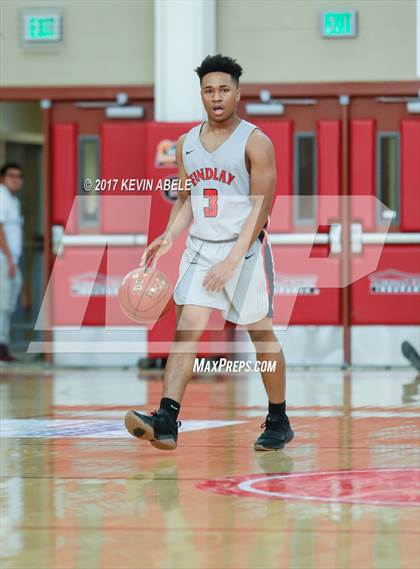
203, 188, 218, 218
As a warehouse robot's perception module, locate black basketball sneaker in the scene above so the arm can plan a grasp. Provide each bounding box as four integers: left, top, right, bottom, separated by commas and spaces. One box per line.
254, 413, 294, 451
125, 408, 180, 450
401, 341, 420, 372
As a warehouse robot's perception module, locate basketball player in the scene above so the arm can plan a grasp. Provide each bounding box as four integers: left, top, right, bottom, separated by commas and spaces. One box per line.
125, 54, 294, 451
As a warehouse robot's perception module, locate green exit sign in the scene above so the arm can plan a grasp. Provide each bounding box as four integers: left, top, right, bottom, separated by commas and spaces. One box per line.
322, 10, 357, 38
23, 12, 62, 43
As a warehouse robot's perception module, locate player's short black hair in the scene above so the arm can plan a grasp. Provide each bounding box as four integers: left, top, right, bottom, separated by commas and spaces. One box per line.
195, 54, 243, 86
0, 162, 23, 177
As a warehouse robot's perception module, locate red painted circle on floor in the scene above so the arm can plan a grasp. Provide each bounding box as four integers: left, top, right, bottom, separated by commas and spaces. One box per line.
197, 468, 420, 506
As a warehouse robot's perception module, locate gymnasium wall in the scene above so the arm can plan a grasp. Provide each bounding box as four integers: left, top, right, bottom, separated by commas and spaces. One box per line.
0, 0, 416, 88
0, 103, 43, 139
218, 0, 417, 82
0, 0, 154, 86
0, 102, 43, 163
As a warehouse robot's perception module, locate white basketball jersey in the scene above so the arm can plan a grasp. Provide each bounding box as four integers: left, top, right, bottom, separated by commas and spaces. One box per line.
182, 119, 258, 241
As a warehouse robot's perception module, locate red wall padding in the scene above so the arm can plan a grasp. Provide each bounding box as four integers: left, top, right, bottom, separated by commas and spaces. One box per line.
100, 122, 149, 233
52, 123, 77, 231
350, 120, 376, 231
253, 120, 293, 232
49, 116, 419, 335
52, 246, 144, 326
351, 245, 420, 324
271, 245, 341, 325
401, 120, 420, 232
101, 122, 148, 182
317, 120, 341, 227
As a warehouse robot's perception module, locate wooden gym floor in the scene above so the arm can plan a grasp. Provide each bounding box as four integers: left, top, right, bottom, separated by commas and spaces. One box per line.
1, 366, 419, 569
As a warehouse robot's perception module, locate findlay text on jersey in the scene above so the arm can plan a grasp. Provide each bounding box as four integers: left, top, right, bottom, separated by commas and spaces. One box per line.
187, 167, 236, 188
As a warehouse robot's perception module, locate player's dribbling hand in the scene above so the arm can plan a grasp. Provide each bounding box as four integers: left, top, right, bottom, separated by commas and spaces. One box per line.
139, 234, 173, 269
203, 259, 236, 293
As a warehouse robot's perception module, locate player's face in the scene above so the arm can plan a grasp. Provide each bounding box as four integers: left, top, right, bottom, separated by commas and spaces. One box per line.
200, 72, 240, 122
1, 168, 23, 192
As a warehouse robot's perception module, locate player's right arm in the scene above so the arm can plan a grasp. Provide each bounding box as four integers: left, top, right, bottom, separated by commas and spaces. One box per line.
140, 134, 193, 267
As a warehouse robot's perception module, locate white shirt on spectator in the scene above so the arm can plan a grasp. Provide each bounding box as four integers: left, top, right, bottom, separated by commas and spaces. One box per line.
0, 183, 23, 264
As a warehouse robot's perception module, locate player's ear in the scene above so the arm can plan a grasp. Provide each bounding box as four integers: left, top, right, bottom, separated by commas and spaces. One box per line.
236, 87, 241, 103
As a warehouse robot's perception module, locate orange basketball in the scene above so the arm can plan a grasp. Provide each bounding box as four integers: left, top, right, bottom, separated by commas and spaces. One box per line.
118, 267, 174, 324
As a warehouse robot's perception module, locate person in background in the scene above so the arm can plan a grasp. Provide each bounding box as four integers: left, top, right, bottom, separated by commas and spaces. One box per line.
0, 162, 24, 363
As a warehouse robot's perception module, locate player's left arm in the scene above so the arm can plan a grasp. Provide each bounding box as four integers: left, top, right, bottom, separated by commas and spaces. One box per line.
202, 130, 276, 292
227, 130, 276, 264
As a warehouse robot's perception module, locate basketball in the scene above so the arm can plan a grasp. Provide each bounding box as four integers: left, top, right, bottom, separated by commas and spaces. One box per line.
118, 267, 174, 324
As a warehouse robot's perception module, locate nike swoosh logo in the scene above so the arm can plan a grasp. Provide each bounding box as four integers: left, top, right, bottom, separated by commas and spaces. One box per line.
186, 150, 194, 155
245, 253, 255, 260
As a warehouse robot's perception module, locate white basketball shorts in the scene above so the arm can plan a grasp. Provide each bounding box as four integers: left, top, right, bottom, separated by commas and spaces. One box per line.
173, 231, 275, 325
